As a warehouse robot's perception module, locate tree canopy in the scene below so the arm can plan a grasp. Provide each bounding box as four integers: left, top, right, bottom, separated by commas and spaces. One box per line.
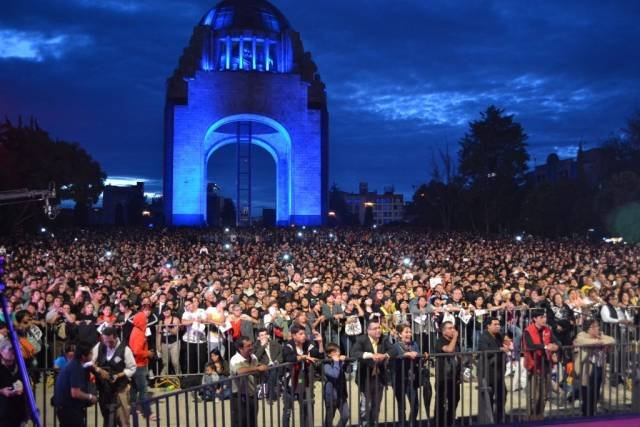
0, 118, 105, 232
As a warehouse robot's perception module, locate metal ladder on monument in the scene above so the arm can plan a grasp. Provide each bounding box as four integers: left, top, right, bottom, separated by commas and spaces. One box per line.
236, 121, 252, 227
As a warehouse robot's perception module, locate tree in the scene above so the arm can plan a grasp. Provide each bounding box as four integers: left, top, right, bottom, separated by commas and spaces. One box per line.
458, 106, 529, 233
0, 118, 105, 232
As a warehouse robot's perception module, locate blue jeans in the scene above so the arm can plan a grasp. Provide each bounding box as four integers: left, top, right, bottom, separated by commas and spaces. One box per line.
130, 365, 151, 417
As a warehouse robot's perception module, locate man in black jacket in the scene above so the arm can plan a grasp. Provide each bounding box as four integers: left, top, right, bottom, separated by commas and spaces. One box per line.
351, 320, 392, 427
282, 325, 324, 427
434, 321, 461, 427
254, 328, 283, 401
477, 317, 508, 424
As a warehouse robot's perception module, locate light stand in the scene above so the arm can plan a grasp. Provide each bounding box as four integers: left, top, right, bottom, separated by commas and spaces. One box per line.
0, 252, 42, 427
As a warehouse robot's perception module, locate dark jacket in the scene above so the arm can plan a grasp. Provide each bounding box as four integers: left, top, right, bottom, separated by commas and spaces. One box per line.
390, 340, 425, 389
254, 340, 283, 365
282, 339, 324, 391
477, 331, 505, 385
351, 334, 393, 387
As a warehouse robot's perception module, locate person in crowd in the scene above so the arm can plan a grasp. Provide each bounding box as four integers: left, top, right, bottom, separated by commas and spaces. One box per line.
76, 302, 100, 346
600, 293, 633, 385
53, 344, 76, 374
434, 321, 461, 427
523, 310, 560, 421
229, 336, 268, 427
573, 319, 616, 416
92, 327, 136, 427
390, 323, 424, 426
477, 317, 508, 424
323, 343, 351, 427
53, 343, 97, 426
2, 228, 640, 425
199, 351, 231, 401
282, 325, 324, 427
158, 306, 181, 376
254, 327, 283, 401
0, 340, 28, 427
351, 320, 392, 427
117, 301, 134, 344
128, 310, 156, 421
181, 299, 207, 376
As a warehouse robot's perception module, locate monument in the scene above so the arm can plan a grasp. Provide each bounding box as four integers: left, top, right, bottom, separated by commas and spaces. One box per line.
164, 0, 328, 226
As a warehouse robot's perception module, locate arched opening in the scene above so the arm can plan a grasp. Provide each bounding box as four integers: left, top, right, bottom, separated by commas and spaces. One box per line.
206, 141, 276, 227
204, 115, 290, 226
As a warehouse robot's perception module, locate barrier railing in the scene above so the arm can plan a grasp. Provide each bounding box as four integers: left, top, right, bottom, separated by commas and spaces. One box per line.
128, 342, 639, 427
24, 339, 640, 426
21, 305, 640, 377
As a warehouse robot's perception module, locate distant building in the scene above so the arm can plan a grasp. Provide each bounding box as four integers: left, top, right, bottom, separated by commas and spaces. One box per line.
102, 182, 145, 226
206, 183, 223, 227
527, 145, 609, 187
529, 153, 578, 185
262, 208, 276, 227
342, 182, 405, 226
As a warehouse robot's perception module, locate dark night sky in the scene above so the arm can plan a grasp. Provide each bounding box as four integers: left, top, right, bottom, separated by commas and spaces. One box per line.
1, 0, 639, 211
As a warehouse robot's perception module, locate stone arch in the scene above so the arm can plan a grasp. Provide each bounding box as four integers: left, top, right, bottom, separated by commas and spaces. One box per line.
203, 114, 292, 225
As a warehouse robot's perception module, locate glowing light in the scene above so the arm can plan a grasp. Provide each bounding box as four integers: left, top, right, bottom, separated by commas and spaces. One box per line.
165, 262, 172, 269
328, 211, 336, 217
74, 238, 78, 242
105, 251, 113, 257
297, 231, 303, 238
312, 229, 317, 234
373, 224, 378, 229
403, 257, 412, 266
283, 253, 290, 261
224, 243, 231, 250
329, 233, 334, 238
515, 235, 523, 242
40, 227, 46, 233
364, 202, 374, 207
142, 210, 151, 217
224, 228, 230, 233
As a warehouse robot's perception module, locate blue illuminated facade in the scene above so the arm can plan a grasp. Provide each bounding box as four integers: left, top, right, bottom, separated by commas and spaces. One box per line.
164, 0, 328, 226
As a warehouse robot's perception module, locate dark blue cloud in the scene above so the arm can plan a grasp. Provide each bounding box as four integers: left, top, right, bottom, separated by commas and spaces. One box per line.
1, 0, 639, 204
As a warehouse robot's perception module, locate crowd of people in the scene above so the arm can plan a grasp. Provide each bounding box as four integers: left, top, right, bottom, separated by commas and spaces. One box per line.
0, 228, 638, 426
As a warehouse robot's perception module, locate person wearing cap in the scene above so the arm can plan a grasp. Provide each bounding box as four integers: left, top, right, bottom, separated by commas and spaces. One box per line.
522, 309, 560, 421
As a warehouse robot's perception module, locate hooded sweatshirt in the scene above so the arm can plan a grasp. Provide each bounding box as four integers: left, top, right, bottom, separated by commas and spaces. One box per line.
129, 312, 151, 367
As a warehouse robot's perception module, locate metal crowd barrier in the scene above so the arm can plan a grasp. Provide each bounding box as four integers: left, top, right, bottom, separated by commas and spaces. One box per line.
130, 342, 639, 427
20, 305, 640, 425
